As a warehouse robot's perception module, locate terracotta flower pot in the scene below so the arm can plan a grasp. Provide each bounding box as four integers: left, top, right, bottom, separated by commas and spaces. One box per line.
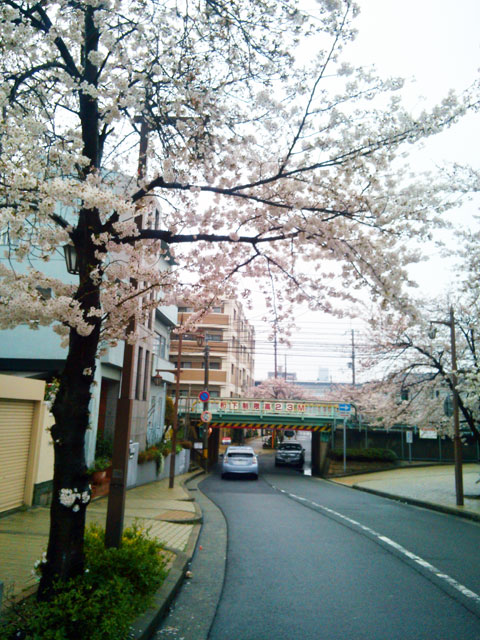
91, 470, 107, 485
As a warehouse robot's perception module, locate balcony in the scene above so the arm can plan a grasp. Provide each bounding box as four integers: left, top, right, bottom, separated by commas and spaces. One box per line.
179, 369, 227, 384
170, 339, 228, 355
176, 311, 230, 326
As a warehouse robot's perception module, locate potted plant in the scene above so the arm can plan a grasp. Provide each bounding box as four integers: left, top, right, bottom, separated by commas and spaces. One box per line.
88, 456, 111, 484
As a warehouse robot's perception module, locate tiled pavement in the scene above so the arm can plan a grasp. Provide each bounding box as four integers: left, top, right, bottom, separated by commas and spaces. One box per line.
0, 472, 202, 604
331, 462, 480, 519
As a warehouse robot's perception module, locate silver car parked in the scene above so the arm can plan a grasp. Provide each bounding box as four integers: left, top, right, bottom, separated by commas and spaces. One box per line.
221, 446, 258, 479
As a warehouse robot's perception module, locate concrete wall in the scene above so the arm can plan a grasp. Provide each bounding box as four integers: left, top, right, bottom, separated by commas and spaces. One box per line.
0, 325, 66, 361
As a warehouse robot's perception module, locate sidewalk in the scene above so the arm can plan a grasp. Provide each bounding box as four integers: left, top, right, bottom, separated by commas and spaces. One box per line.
0, 471, 203, 609
331, 463, 480, 521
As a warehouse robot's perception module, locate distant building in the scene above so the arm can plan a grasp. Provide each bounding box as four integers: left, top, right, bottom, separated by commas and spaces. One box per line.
267, 366, 297, 382
293, 381, 334, 399
317, 367, 330, 383
170, 300, 255, 399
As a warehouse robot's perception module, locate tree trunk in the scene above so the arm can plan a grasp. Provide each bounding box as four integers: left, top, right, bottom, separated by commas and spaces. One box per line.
38, 203, 102, 599
36, 204, 104, 595
37, 319, 101, 599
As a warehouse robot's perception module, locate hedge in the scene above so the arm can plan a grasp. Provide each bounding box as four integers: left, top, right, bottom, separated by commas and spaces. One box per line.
328, 447, 398, 463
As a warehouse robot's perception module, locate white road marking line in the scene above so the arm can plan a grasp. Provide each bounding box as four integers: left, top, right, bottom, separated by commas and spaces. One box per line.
274, 485, 480, 605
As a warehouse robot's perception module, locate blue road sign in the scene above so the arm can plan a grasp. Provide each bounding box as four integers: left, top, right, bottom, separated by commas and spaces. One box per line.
338, 403, 351, 413
199, 390, 210, 402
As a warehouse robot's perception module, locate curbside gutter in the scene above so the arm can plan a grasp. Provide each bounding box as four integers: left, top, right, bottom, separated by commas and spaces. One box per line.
350, 484, 480, 524
129, 470, 206, 640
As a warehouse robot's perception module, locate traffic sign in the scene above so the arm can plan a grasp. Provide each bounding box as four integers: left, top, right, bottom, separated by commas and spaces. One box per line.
338, 403, 351, 414
419, 428, 437, 439
201, 410, 212, 423
198, 390, 210, 402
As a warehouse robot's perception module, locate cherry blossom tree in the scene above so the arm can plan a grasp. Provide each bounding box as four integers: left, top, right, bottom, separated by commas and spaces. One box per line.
247, 377, 316, 400
1, 0, 478, 595
328, 293, 480, 438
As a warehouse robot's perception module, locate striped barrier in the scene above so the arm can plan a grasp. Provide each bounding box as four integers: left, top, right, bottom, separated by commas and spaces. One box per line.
209, 422, 331, 432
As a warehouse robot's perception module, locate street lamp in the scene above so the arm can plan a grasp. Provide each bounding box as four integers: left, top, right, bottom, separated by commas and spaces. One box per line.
63, 244, 79, 275
152, 370, 164, 386
429, 306, 464, 506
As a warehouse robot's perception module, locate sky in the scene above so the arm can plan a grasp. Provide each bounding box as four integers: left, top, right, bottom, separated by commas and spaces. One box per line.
248, 0, 480, 383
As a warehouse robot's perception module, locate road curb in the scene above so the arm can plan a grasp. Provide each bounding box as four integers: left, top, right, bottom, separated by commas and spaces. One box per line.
130, 470, 206, 640
350, 484, 480, 524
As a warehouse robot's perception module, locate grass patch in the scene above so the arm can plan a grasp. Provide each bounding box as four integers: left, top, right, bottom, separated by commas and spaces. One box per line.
0, 522, 168, 640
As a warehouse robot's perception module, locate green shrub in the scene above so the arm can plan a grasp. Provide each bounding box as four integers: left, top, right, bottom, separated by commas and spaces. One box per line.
95, 432, 113, 459
138, 441, 182, 474
328, 447, 398, 463
0, 523, 167, 640
164, 396, 175, 427
88, 455, 111, 473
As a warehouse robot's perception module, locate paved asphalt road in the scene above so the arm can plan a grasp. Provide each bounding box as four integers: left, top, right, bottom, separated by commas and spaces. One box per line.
158, 436, 480, 639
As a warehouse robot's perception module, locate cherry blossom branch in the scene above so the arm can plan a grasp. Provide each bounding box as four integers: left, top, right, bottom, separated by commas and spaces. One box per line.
278, 2, 351, 174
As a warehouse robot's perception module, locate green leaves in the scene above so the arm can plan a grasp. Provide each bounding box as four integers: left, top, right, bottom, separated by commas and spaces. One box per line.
0, 523, 167, 640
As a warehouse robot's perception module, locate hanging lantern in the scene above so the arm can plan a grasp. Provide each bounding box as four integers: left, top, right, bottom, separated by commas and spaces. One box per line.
63, 244, 79, 275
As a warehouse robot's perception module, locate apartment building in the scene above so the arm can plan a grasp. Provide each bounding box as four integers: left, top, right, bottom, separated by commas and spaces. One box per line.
169, 300, 255, 400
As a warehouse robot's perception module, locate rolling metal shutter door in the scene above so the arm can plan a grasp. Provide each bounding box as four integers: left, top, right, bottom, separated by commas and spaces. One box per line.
0, 399, 35, 512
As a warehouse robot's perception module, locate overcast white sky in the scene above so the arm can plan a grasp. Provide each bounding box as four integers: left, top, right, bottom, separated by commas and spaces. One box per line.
249, 0, 480, 383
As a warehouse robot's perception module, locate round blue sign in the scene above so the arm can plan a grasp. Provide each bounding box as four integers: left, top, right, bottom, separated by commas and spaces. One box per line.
198, 390, 210, 402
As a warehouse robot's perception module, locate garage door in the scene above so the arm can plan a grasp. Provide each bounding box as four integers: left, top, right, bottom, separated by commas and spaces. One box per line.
0, 399, 35, 512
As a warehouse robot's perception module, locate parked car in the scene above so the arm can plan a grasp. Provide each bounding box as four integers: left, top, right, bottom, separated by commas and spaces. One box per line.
275, 442, 305, 468
222, 446, 258, 479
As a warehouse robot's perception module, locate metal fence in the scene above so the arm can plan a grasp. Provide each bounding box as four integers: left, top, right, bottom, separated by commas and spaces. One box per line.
332, 425, 480, 463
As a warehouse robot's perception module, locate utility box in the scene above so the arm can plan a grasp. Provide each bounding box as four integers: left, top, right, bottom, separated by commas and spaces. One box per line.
127, 442, 139, 488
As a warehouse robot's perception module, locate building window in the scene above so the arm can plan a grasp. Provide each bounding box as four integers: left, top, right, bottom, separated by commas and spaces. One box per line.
135, 347, 144, 400
212, 306, 223, 313
155, 333, 166, 359
181, 361, 193, 368
178, 306, 193, 313
206, 332, 222, 341
143, 351, 150, 400
209, 390, 220, 398
172, 389, 188, 398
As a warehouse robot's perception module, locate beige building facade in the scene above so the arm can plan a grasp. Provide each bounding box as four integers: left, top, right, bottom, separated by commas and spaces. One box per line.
170, 300, 255, 400
0, 374, 54, 513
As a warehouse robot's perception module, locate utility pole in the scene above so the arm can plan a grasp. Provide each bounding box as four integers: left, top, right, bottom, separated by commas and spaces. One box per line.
202, 339, 210, 469
428, 308, 463, 506
449, 307, 464, 506
168, 330, 183, 488
351, 329, 356, 386
273, 321, 278, 378
105, 116, 149, 548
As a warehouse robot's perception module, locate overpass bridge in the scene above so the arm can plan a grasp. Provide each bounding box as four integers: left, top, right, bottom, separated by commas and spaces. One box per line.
180, 397, 353, 432
178, 397, 354, 474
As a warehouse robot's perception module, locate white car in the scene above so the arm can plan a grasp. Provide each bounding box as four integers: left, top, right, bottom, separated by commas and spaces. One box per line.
221, 446, 258, 480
